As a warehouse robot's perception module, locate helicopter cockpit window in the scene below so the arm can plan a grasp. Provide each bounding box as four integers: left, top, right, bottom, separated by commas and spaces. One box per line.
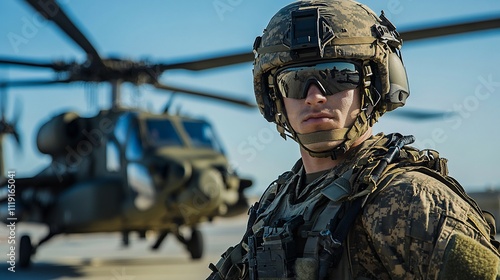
126, 119, 144, 161
106, 141, 121, 172
114, 114, 132, 145
145, 119, 183, 147
127, 163, 155, 210
182, 120, 223, 153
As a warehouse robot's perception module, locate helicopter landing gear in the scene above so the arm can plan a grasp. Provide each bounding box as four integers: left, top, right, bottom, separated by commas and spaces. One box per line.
121, 230, 130, 247
123, 230, 147, 248
150, 228, 203, 259
176, 228, 204, 259
151, 230, 169, 250
19, 235, 33, 268
18, 231, 56, 268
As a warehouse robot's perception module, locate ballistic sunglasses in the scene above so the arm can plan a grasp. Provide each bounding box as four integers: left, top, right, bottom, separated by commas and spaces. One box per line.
274, 61, 362, 99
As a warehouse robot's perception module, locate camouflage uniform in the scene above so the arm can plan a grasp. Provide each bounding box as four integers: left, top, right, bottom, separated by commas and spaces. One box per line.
208, 133, 500, 279
346, 137, 499, 279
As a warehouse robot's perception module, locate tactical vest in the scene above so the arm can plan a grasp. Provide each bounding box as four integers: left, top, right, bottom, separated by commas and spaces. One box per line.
247, 166, 352, 279
244, 133, 497, 280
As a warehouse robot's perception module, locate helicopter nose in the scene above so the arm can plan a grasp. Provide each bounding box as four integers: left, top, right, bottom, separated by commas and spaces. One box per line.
176, 168, 225, 218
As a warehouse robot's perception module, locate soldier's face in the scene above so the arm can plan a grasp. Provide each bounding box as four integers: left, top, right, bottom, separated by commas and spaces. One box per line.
283, 84, 361, 151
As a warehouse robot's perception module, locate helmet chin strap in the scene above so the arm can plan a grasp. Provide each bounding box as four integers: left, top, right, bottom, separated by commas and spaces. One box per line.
296, 128, 349, 159
276, 82, 377, 159
294, 109, 371, 159
284, 87, 375, 159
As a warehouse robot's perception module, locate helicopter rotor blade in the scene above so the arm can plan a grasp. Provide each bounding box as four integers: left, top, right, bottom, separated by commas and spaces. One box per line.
387, 108, 454, 121
157, 50, 254, 71
1, 78, 72, 88
400, 16, 500, 42
153, 82, 256, 108
153, 14, 500, 70
0, 57, 72, 71
24, 0, 103, 65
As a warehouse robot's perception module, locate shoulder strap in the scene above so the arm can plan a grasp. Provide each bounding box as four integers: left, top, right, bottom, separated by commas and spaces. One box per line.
314, 134, 415, 276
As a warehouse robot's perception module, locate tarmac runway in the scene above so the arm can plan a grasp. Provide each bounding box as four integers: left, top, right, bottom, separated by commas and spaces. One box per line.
3, 215, 500, 280
0, 215, 248, 280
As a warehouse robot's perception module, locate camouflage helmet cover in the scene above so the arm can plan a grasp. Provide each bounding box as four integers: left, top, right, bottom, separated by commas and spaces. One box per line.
253, 0, 408, 124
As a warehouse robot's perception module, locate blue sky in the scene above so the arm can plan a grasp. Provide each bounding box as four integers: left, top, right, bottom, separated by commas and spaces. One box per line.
1, 0, 500, 195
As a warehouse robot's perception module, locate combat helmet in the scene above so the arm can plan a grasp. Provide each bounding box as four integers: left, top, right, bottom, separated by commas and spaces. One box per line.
253, 0, 409, 158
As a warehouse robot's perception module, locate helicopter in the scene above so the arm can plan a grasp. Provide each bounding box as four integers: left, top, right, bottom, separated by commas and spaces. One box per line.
0, 0, 256, 268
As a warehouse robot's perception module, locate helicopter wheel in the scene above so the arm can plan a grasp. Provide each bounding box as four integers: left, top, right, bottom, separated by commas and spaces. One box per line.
19, 235, 33, 268
186, 228, 204, 260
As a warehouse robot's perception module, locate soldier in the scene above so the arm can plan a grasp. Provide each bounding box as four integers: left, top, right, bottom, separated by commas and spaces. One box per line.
208, 0, 500, 279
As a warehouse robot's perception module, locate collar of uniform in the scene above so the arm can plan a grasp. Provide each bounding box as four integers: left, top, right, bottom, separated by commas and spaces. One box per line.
305, 170, 329, 184
294, 133, 387, 201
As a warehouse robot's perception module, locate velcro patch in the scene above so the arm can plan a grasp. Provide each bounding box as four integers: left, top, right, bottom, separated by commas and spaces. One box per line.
441, 233, 499, 280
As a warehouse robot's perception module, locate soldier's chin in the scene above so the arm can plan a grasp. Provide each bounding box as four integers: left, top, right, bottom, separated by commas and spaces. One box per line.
303, 140, 343, 153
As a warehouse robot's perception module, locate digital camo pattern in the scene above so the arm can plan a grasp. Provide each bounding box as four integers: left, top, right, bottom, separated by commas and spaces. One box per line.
347, 170, 499, 279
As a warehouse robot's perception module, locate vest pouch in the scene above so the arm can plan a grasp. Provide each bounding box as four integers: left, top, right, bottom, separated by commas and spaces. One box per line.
249, 215, 304, 279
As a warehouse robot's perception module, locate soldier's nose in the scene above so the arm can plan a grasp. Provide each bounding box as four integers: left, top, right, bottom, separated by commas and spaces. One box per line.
305, 84, 327, 105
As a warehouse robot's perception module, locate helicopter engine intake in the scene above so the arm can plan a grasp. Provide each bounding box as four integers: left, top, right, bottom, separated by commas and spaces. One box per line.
36, 112, 86, 157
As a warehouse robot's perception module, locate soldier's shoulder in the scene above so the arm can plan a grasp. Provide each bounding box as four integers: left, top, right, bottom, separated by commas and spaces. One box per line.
392, 170, 464, 196
376, 170, 467, 205
365, 170, 475, 224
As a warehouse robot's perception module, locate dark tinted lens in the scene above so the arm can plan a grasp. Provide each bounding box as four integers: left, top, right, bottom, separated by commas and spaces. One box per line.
276, 62, 360, 99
